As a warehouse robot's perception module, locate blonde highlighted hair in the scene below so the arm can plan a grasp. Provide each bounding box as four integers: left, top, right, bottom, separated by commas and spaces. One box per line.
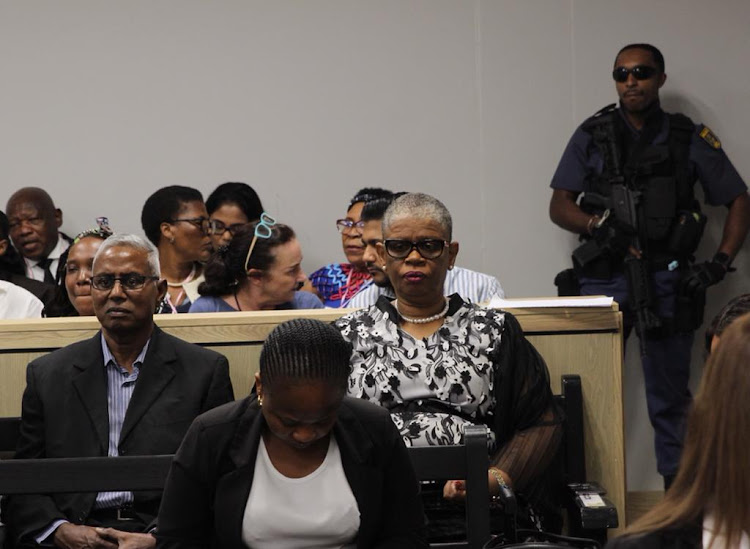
623, 313, 750, 547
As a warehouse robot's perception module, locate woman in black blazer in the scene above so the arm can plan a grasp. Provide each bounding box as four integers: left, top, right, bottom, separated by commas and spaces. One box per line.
155, 318, 427, 548
607, 313, 750, 549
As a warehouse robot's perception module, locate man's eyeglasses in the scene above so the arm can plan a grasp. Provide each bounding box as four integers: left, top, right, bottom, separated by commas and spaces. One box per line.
170, 217, 211, 235
244, 213, 277, 272
336, 219, 365, 234
91, 273, 160, 291
209, 219, 247, 237
612, 65, 657, 83
383, 239, 449, 260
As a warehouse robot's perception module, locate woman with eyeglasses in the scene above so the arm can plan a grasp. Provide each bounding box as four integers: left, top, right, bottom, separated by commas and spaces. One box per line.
206, 182, 264, 250
335, 193, 562, 541
189, 219, 323, 312
141, 186, 214, 313
156, 318, 426, 548
43, 221, 114, 317
309, 188, 393, 307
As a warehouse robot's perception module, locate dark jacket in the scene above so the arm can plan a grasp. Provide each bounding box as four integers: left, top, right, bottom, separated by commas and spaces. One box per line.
606, 522, 701, 549
155, 396, 428, 549
3, 326, 234, 545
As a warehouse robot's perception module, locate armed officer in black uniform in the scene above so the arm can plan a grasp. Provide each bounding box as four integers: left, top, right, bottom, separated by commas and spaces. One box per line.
549, 43, 750, 489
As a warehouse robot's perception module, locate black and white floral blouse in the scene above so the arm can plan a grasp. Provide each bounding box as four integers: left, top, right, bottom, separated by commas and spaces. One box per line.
336, 294, 504, 448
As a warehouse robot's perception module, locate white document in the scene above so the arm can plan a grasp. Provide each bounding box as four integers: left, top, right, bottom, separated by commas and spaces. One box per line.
488, 295, 614, 309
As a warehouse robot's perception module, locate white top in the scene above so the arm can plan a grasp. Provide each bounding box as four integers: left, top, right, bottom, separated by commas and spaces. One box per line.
349, 265, 505, 308
0, 280, 44, 319
242, 435, 359, 549
23, 234, 70, 282
703, 513, 750, 548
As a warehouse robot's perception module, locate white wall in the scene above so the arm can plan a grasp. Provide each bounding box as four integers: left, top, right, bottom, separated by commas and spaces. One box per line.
1, 0, 748, 490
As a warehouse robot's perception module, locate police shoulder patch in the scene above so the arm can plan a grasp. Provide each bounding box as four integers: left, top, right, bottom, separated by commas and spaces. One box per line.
699, 126, 721, 149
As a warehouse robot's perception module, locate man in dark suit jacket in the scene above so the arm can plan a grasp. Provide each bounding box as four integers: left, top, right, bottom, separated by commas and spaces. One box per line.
3, 234, 234, 549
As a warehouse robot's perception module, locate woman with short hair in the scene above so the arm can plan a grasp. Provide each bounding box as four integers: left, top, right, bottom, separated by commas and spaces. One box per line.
336, 192, 561, 539
141, 186, 214, 313
156, 318, 427, 548
189, 220, 322, 311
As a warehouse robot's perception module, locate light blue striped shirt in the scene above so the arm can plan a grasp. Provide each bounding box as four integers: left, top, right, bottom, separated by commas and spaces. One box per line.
348, 266, 505, 308
96, 334, 150, 508
36, 335, 151, 543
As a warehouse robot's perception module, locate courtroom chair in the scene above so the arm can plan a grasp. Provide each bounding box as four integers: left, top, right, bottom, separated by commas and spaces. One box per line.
554, 375, 618, 544
409, 424, 491, 549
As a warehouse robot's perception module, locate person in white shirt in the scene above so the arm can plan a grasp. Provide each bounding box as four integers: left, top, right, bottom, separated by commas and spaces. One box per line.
348, 194, 504, 308
156, 318, 427, 548
606, 313, 750, 549
0, 280, 43, 319
5, 188, 72, 284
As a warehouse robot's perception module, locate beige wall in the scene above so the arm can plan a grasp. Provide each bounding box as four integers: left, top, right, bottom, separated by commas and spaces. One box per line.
1, 0, 748, 489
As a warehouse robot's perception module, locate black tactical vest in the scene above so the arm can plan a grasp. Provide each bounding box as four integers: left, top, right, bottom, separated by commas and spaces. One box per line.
580, 105, 696, 253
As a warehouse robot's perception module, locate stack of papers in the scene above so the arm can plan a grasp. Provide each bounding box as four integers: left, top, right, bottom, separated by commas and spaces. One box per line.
488, 296, 614, 309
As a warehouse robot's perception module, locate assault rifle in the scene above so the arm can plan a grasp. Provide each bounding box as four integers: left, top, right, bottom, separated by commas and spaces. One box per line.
585, 110, 661, 356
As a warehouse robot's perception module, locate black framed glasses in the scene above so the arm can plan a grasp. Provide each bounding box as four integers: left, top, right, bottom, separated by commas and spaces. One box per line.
612, 65, 657, 83
244, 213, 277, 272
209, 219, 247, 236
91, 273, 160, 291
383, 239, 448, 260
336, 219, 365, 234
170, 217, 211, 235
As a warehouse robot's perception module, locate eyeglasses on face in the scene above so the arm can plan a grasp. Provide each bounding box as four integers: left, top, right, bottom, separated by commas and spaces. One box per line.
383, 239, 449, 260
170, 217, 211, 235
336, 219, 365, 234
209, 219, 247, 236
244, 212, 277, 272
91, 273, 160, 291
612, 65, 658, 83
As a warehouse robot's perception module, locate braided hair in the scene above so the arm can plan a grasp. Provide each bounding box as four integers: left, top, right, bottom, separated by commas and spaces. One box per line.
259, 318, 352, 392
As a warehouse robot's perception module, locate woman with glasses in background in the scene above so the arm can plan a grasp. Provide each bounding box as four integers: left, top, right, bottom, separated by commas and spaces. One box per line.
309, 188, 393, 307
206, 182, 264, 250
335, 193, 561, 542
190, 217, 323, 312
43, 220, 114, 317
141, 186, 214, 313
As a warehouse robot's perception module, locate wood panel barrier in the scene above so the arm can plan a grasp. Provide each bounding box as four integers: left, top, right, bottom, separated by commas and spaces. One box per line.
0, 302, 625, 532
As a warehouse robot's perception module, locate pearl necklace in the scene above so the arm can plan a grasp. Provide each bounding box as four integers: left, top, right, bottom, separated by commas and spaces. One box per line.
394, 298, 450, 324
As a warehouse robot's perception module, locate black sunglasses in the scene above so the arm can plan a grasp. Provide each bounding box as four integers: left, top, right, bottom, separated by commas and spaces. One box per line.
612, 65, 658, 83
91, 273, 160, 291
384, 239, 448, 260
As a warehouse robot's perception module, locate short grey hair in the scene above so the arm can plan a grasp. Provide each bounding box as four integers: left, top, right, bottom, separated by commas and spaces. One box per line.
93, 234, 161, 277
382, 192, 452, 240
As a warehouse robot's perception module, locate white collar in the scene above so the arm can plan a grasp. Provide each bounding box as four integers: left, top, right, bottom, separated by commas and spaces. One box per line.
27, 234, 69, 267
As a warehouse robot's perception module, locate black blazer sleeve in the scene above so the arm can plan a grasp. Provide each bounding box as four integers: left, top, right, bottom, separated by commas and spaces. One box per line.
155, 416, 217, 549
2, 360, 70, 542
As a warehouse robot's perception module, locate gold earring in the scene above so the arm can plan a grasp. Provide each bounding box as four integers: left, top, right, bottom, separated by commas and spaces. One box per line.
382, 264, 387, 271
258, 394, 263, 407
